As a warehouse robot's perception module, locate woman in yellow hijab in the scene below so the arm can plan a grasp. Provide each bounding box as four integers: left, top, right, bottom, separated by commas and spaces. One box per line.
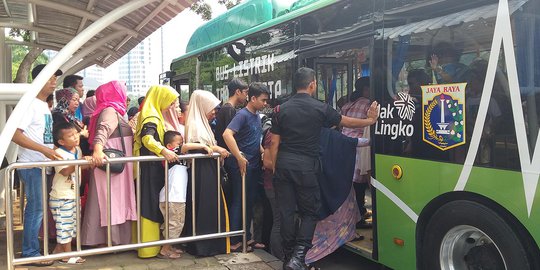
184, 90, 231, 256
134, 85, 180, 258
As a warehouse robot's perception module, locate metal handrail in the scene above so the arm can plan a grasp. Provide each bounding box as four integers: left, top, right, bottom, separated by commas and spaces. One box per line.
4, 153, 246, 270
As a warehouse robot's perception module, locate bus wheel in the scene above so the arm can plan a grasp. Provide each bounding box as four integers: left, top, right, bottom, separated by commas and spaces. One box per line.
420, 200, 534, 270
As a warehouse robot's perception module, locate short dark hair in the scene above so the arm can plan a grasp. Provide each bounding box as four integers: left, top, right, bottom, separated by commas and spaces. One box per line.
164, 130, 182, 146
293, 67, 316, 90
179, 100, 188, 113
53, 122, 76, 147
407, 69, 430, 85
354, 77, 370, 92
31, 64, 62, 80
248, 82, 270, 100
138, 96, 145, 106
63, 75, 83, 88
227, 78, 248, 98
86, 90, 96, 98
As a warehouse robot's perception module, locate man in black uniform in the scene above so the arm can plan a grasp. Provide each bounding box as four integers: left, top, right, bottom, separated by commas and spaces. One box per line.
268, 67, 379, 270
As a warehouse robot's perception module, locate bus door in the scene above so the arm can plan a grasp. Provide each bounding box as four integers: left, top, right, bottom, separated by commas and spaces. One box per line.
314, 59, 353, 109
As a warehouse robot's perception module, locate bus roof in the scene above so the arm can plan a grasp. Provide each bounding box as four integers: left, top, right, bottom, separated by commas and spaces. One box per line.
170, 0, 338, 70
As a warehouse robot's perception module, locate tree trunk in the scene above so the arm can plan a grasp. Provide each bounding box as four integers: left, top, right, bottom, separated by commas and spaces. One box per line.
13, 47, 44, 83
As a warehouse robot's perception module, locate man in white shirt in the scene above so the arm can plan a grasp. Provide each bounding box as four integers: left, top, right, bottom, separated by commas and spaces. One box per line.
11, 64, 63, 266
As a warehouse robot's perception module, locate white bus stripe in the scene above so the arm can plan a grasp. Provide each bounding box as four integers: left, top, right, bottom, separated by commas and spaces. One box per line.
372, 177, 419, 223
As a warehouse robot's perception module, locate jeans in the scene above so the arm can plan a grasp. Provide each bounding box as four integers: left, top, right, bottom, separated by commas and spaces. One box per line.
227, 158, 262, 245
18, 168, 45, 257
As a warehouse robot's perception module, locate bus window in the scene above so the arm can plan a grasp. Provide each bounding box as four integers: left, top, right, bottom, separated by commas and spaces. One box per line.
374, 0, 534, 171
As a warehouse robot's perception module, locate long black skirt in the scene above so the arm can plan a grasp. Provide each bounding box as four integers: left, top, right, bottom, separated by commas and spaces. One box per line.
184, 153, 229, 256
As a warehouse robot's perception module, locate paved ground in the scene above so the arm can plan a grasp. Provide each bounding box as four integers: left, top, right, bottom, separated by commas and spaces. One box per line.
0, 229, 282, 270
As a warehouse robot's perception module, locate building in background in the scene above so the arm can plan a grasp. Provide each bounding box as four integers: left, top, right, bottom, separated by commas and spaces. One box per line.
118, 30, 163, 97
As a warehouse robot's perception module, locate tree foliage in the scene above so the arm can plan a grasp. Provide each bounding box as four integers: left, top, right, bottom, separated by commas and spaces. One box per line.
191, 0, 242, 21
8, 28, 49, 83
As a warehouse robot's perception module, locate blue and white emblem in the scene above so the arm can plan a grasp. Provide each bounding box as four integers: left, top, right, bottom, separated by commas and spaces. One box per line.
421, 83, 466, 151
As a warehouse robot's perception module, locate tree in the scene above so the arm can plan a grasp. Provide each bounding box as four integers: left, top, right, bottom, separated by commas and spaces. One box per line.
191, 0, 242, 21
8, 29, 48, 83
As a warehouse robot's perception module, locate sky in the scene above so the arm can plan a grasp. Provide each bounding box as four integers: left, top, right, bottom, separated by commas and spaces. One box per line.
103, 1, 228, 83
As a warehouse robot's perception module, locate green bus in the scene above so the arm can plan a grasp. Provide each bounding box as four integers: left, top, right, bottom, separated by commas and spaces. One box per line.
169, 0, 540, 269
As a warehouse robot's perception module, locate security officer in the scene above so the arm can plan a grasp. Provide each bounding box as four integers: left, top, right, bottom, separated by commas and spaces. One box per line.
268, 67, 379, 270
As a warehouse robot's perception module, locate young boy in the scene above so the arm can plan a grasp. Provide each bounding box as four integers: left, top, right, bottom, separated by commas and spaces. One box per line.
50, 122, 91, 264
158, 130, 212, 259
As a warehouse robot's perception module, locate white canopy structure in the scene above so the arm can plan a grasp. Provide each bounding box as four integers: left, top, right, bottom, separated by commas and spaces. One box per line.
0, 0, 194, 170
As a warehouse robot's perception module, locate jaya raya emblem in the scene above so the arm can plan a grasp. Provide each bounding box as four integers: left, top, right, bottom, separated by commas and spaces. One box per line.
421, 83, 466, 151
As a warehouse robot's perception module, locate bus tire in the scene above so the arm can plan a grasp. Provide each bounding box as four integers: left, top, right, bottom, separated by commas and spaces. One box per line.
420, 200, 534, 270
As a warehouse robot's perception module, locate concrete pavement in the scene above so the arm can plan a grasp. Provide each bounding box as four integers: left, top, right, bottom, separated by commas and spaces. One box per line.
0, 229, 282, 270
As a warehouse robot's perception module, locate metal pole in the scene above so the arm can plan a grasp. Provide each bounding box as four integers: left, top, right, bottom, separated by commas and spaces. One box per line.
242, 172, 246, 253
19, 181, 24, 225
217, 157, 221, 233
136, 161, 141, 243
106, 164, 112, 247
191, 158, 196, 236
41, 168, 48, 255
164, 161, 169, 240
6, 168, 14, 270
75, 165, 81, 251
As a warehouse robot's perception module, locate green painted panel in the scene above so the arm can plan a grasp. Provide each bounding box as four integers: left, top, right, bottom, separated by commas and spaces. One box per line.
376, 191, 417, 269
375, 154, 540, 264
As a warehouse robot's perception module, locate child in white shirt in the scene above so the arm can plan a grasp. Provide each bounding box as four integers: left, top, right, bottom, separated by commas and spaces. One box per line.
158, 130, 212, 259
50, 122, 91, 264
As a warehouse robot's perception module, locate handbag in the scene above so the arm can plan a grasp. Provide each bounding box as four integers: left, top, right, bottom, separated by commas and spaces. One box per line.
99, 113, 126, 174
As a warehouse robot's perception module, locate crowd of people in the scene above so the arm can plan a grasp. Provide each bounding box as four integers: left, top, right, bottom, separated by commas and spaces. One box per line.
11, 64, 379, 270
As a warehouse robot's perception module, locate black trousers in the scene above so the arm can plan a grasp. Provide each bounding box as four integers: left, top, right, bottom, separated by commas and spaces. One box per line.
274, 167, 321, 249
354, 182, 369, 217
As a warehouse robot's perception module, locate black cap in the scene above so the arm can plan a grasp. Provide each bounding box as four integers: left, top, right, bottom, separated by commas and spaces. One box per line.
31, 64, 63, 80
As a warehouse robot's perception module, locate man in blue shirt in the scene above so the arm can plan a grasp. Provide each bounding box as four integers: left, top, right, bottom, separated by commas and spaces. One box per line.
223, 82, 270, 252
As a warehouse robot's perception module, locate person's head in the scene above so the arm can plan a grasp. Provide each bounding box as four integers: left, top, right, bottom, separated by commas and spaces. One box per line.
32, 64, 63, 97
82, 96, 97, 123
63, 75, 84, 97
126, 96, 131, 108
143, 85, 179, 113
294, 67, 316, 94
247, 83, 270, 111
178, 100, 188, 125
351, 77, 370, 102
164, 130, 183, 149
432, 42, 460, 63
138, 96, 145, 106
46, 94, 54, 110
127, 107, 139, 120
95, 81, 128, 115
53, 122, 79, 148
227, 78, 249, 103
86, 90, 95, 98
55, 88, 80, 114
465, 60, 488, 96
189, 90, 221, 121
407, 69, 430, 96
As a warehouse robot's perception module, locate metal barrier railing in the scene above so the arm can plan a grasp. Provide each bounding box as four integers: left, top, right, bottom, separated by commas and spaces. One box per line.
4, 153, 246, 270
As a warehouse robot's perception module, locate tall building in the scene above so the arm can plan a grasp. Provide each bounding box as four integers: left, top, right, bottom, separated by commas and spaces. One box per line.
118, 30, 162, 97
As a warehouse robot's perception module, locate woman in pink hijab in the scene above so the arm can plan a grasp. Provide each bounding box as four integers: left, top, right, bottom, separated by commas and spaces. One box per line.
81, 81, 137, 246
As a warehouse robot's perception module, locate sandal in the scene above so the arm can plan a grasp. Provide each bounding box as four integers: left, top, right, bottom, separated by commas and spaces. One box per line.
247, 240, 266, 249
352, 234, 365, 241
230, 243, 253, 253
157, 251, 181, 259
59, 257, 86, 264
26, 260, 54, 267
171, 247, 184, 254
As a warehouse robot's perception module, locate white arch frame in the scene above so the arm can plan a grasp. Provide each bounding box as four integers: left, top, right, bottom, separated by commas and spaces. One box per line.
0, 0, 163, 171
